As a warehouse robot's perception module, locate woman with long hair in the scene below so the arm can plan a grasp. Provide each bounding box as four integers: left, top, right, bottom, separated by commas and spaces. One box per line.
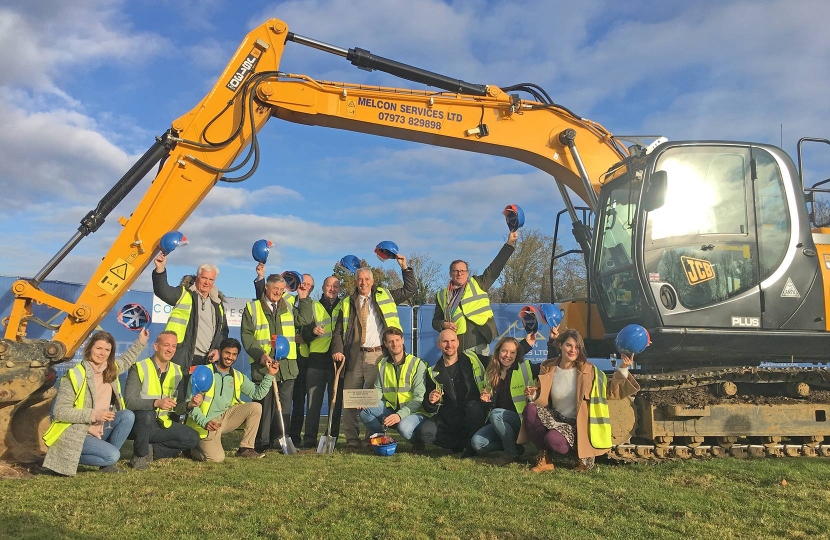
470, 333, 539, 465
40, 329, 148, 476
523, 328, 639, 471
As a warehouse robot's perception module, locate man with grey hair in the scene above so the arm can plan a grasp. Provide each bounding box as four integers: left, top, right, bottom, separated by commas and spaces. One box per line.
153, 253, 229, 371
242, 272, 313, 453
332, 257, 416, 449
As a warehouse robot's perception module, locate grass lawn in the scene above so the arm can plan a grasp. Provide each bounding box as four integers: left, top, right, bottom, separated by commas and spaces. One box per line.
1, 432, 829, 540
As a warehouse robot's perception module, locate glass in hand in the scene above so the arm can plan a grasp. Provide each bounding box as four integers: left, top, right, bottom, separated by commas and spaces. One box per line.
104, 403, 115, 431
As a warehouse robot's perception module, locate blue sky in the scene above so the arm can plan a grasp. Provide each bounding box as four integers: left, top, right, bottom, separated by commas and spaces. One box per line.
1, 0, 828, 301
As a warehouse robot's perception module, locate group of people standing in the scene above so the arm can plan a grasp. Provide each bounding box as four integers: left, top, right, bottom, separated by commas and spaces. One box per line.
39, 231, 639, 476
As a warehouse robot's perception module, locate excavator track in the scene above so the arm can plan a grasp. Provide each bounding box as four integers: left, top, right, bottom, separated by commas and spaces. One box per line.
607, 367, 830, 461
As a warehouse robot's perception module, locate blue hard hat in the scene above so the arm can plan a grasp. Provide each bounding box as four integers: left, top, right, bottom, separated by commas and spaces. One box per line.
159, 231, 188, 255
503, 204, 525, 232
339, 255, 362, 274
519, 305, 539, 335
252, 239, 273, 264
615, 324, 651, 356
191, 365, 214, 395
537, 303, 563, 328
116, 303, 151, 331
273, 335, 291, 360
281, 270, 302, 292
374, 241, 399, 262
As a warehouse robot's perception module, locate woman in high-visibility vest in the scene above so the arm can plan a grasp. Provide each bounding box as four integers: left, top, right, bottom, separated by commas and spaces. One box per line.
523, 328, 639, 472
470, 334, 539, 466
40, 329, 148, 476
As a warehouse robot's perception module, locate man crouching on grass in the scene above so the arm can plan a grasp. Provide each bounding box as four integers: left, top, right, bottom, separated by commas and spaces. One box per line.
186, 338, 278, 461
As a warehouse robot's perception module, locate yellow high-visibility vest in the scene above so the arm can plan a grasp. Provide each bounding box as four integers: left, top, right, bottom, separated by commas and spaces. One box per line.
246, 299, 296, 361
341, 288, 401, 337
378, 354, 423, 410
436, 277, 494, 335
588, 366, 612, 449
186, 365, 244, 439
42, 364, 125, 447
166, 287, 225, 343
300, 301, 341, 356
134, 358, 183, 428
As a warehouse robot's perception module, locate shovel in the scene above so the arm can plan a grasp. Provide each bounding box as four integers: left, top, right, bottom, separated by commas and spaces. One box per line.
317, 359, 345, 454
273, 380, 297, 455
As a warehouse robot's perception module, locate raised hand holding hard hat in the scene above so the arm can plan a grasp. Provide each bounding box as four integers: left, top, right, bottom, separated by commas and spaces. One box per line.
374, 241, 399, 262
160, 231, 188, 255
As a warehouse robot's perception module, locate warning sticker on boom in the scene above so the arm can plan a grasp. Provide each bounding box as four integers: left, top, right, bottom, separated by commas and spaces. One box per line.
97, 258, 136, 296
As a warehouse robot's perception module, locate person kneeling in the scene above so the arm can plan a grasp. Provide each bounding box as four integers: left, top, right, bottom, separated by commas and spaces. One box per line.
186, 338, 278, 462
359, 328, 426, 447
524, 328, 639, 472
41, 329, 148, 476
125, 330, 201, 469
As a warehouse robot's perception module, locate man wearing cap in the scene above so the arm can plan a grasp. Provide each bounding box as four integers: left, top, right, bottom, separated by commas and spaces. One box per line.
186, 338, 278, 461
153, 254, 229, 371
360, 327, 426, 443
124, 331, 200, 469
332, 256, 416, 449
432, 231, 518, 366
242, 273, 313, 453
300, 275, 344, 449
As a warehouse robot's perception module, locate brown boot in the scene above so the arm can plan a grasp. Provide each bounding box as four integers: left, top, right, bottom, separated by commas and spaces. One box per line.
530, 451, 555, 473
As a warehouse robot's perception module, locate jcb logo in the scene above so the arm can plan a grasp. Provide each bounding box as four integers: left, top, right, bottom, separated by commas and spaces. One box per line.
681, 256, 715, 285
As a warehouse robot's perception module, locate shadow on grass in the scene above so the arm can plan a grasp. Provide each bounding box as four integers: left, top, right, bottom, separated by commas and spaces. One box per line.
2, 513, 109, 540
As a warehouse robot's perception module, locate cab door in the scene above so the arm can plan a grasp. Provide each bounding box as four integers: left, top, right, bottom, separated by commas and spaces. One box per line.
641, 144, 762, 329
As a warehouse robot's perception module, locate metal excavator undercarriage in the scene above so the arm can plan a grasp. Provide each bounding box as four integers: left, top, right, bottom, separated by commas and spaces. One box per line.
608, 366, 830, 460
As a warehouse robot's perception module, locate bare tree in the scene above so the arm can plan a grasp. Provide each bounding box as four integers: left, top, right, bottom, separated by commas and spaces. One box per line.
490, 228, 588, 303
406, 252, 443, 305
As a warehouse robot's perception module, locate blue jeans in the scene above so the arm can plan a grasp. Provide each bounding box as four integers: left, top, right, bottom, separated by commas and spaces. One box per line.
471, 408, 522, 457
79, 409, 135, 467
360, 402, 424, 441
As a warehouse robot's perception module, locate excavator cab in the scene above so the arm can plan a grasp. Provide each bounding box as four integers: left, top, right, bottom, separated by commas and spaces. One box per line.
592, 141, 829, 367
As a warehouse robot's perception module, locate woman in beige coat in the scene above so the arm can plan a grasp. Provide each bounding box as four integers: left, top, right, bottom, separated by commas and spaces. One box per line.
523, 328, 639, 471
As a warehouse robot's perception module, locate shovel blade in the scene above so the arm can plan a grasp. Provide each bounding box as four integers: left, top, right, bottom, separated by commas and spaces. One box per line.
317, 435, 330, 454
279, 436, 297, 455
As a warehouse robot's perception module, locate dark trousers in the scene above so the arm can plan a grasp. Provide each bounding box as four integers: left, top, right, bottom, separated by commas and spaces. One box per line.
130, 409, 200, 458
289, 356, 309, 442
415, 400, 489, 452
305, 364, 343, 445
254, 379, 294, 451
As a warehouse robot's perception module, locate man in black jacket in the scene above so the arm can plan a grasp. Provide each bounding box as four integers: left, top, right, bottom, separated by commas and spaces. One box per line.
414, 329, 489, 455
152, 253, 228, 371
331, 257, 416, 449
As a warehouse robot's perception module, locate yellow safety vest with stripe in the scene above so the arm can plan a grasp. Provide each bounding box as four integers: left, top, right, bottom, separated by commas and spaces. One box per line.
341, 288, 402, 336
436, 277, 494, 335
42, 364, 125, 447
134, 358, 183, 428
588, 366, 612, 449
508, 359, 533, 414
300, 301, 342, 356
166, 287, 225, 343
186, 365, 245, 439
246, 299, 297, 361
427, 351, 486, 395
378, 354, 424, 410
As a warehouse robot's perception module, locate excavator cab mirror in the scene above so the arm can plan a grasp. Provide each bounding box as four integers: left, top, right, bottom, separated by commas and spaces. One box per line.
642, 170, 667, 212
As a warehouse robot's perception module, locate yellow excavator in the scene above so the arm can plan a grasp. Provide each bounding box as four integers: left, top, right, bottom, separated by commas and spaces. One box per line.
2, 18, 830, 463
